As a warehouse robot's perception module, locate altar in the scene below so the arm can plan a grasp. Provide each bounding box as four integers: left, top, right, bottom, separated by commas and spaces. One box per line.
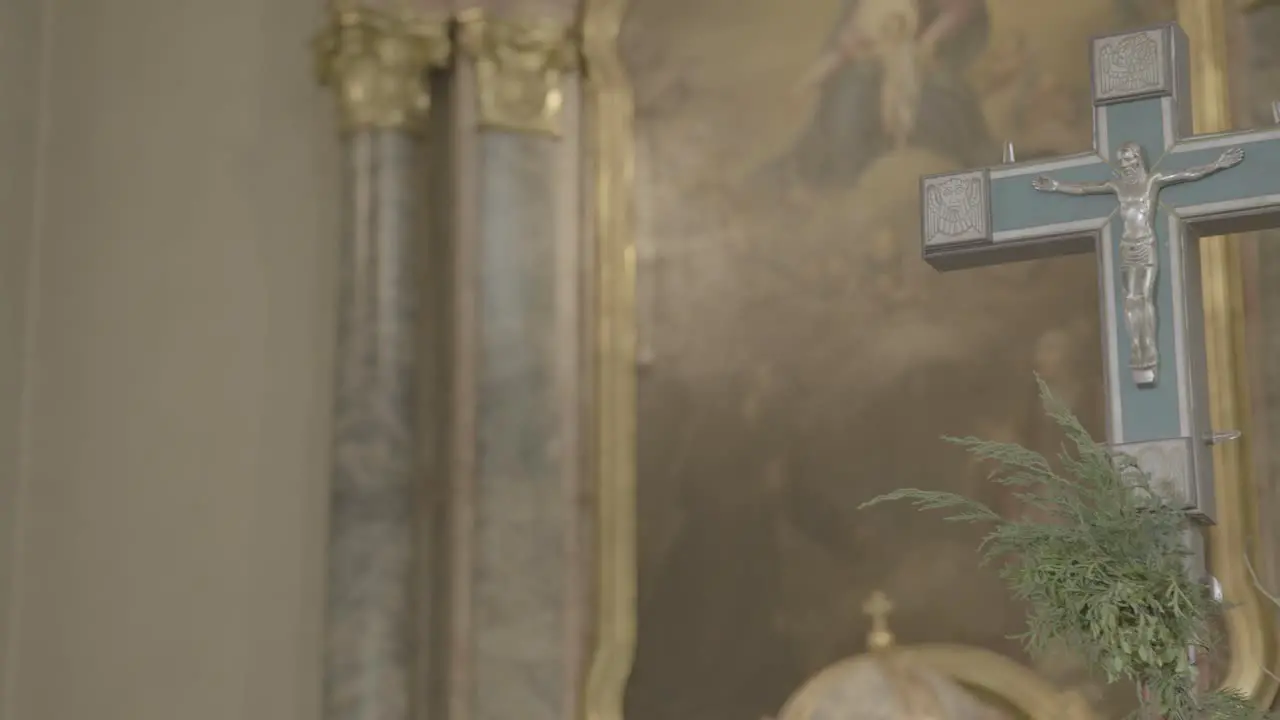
9, 0, 1280, 717
296, 1, 1280, 719
612, 1, 1280, 719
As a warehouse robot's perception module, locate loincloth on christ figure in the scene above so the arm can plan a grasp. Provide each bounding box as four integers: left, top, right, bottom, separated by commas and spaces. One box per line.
1118, 232, 1156, 267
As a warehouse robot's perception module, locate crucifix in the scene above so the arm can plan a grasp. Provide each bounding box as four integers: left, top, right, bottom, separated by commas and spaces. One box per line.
920, 23, 1280, 580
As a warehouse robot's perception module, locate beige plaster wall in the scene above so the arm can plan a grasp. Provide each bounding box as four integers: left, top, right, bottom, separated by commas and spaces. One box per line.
1, 0, 341, 717
0, 0, 45, 711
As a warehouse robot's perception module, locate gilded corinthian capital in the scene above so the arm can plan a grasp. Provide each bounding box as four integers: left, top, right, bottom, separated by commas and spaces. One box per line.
313, 6, 452, 133
456, 10, 581, 136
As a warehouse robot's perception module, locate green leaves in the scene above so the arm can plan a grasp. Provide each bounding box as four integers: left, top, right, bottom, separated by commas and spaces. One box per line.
860, 378, 1271, 720
859, 487, 1000, 524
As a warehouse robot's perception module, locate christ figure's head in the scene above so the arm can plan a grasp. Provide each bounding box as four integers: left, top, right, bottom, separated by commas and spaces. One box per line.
1116, 142, 1148, 179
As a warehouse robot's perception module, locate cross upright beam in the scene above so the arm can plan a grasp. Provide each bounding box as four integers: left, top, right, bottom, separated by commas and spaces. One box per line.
920, 23, 1280, 577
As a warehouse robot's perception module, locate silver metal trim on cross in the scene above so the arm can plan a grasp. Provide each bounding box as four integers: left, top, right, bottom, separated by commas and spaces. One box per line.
919, 23, 1280, 578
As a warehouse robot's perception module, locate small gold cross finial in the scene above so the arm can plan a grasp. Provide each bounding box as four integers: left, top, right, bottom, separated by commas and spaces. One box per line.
862, 590, 896, 651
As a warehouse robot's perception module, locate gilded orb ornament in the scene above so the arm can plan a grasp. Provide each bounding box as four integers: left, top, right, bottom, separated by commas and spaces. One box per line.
771, 592, 1095, 720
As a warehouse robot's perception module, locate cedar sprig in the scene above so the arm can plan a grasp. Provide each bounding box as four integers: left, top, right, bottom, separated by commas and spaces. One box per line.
860, 377, 1272, 720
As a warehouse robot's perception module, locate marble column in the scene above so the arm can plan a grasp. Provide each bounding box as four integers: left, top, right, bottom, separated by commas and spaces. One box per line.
313, 7, 451, 720
444, 4, 589, 720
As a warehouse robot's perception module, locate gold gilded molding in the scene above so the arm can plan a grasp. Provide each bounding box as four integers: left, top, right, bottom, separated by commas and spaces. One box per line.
456, 10, 581, 136
312, 7, 452, 133
580, 0, 636, 718
1176, 0, 1280, 706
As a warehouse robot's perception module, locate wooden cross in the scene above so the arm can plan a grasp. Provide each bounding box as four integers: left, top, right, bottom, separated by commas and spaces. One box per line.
919, 23, 1280, 579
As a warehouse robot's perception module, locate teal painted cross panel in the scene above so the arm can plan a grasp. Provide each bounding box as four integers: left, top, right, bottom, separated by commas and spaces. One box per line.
1097, 97, 1181, 445
1160, 127, 1280, 223
920, 23, 1280, 549
987, 153, 1114, 238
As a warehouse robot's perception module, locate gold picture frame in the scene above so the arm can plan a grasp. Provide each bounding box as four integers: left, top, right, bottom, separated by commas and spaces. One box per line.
1176, 0, 1279, 705
580, 1, 1280, 718
581, 1, 636, 720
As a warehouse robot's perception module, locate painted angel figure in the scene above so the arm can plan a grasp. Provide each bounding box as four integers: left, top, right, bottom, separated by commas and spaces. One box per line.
797, 0, 923, 149
765, 0, 992, 189
870, 0, 924, 149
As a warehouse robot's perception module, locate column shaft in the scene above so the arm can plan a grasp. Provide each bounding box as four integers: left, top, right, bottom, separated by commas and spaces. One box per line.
326, 130, 422, 720
447, 11, 586, 720
313, 8, 452, 720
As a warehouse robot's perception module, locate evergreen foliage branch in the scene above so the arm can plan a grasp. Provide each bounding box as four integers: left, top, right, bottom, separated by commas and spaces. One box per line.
860, 377, 1275, 720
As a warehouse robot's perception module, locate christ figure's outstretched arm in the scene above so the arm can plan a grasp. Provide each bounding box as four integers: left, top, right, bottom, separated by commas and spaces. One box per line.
1031, 176, 1115, 196
1156, 147, 1244, 186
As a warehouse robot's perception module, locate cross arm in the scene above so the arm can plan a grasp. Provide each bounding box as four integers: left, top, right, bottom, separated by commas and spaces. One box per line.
1159, 126, 1280, 237
921, 153, 1116, 270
